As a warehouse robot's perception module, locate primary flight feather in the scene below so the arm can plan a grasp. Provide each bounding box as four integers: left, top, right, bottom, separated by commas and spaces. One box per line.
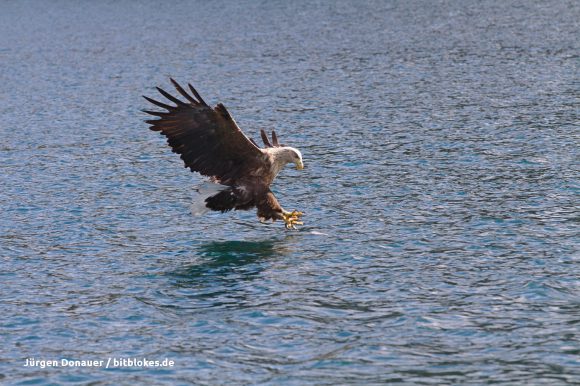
143, 79, 305, 229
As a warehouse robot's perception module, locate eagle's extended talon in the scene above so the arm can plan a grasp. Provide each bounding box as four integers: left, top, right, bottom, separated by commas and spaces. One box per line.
283, 210, 304, 229
289, 210, 303, 219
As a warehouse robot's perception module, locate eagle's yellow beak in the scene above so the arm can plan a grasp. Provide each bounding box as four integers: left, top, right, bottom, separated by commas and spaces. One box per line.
296, 160, 304, 170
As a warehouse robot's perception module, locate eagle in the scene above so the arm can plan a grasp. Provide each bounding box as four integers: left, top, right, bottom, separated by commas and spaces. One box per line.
143, 79, 305, 229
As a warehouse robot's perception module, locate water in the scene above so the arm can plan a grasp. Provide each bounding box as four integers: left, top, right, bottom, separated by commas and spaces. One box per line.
1, 0, 578, 384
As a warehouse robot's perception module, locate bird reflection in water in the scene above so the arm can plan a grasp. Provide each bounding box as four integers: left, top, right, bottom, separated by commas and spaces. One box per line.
170, 239, 289, 290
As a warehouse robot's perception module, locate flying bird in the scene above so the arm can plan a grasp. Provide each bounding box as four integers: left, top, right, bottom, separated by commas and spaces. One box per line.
143, 79, 305, 229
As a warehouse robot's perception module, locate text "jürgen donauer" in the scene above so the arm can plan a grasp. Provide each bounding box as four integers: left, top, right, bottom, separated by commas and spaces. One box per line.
24, 358, 104, 368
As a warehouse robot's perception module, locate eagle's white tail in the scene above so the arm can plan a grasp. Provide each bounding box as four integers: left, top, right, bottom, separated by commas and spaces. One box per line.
190, 182, 228, 216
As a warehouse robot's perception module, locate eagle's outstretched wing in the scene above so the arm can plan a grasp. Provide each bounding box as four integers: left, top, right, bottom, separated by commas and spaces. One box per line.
143, 79, 266, 184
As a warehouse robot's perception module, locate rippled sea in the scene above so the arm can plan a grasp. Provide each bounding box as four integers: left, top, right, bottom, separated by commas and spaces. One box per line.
1, 0, 579, 384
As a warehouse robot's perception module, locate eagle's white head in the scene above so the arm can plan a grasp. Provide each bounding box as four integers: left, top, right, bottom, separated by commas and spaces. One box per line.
286, 147, 304, 170
266, 146, 304, 176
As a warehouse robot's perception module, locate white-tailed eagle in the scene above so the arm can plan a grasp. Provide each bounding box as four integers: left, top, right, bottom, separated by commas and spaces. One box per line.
143, 79, 304, 229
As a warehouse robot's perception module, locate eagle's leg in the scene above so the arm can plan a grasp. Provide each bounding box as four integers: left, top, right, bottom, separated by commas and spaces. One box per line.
282, 210, 303, 229
257, 191, 304, 229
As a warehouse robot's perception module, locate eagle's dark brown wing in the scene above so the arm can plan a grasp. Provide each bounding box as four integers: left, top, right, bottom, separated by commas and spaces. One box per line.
143, 79, 267, 185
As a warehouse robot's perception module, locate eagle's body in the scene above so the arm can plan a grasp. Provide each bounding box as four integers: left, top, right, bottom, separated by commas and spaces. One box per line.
143, 79, 304, 229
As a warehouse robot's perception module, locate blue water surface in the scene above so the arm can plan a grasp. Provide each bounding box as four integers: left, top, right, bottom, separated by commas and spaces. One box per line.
0, 0, 578, 384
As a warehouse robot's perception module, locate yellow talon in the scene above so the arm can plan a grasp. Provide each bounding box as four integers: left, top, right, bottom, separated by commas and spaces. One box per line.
282, 210, 304, 229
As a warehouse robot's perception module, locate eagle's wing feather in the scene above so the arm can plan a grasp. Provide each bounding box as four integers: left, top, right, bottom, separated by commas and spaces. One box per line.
143, 80, 266, 184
